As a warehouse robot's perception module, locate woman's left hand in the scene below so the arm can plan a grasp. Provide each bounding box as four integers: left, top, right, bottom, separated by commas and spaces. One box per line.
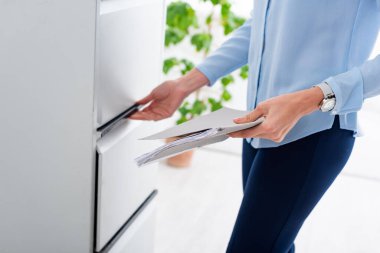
228, 87, 324, 143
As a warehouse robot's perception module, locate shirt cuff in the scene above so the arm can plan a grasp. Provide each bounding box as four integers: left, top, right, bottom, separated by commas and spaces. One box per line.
324, 67, 364, 115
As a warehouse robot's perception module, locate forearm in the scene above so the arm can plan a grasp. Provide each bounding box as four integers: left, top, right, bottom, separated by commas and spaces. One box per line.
196, 13, 253, 86
176, 68, 210, 96
295, 86, 324, 115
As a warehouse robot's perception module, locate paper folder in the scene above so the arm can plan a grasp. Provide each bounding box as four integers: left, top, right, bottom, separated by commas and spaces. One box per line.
135, 107, 264, 166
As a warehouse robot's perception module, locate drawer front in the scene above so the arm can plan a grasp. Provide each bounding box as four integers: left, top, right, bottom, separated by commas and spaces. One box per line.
96, 0, 165, 126
96, 121, 158, 251
105, 193, 157, 253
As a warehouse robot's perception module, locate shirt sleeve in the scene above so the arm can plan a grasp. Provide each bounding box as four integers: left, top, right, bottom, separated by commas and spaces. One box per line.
325, 54, 380, 115
196, 11, 253, 86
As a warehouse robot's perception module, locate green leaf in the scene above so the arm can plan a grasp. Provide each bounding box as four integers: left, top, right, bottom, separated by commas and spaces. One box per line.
239, 65, 249, 79
167, 2, 198, 33
163, 58, 194, 75
221, 2, 231, 17
176, 101, 191, 124
211, 102, 223, 112
176, 115, 188, 125
163, 57, 179, 74
206, 14, 213, 25
220, 3, 246, 35
221, 75, 235, 87
178, 104, 190, 116
208, 98, 223, 112
179, 59, 195, 75
190, 33, 213, 53
191, 99, 207, 116
201, 0, 221, 5
165, 28, 186, 47
221, 90, 232, 101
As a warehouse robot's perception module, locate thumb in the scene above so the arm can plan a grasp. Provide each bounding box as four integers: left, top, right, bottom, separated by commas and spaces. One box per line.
234, 107, 264, 124
136, 93, 154, 105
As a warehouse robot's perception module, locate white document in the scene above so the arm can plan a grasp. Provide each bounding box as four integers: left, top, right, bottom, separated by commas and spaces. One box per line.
135, 107, 264, 166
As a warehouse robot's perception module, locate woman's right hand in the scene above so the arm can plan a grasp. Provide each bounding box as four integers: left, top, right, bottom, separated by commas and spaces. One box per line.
130, 68, 209, 121
129, 80, 189, 121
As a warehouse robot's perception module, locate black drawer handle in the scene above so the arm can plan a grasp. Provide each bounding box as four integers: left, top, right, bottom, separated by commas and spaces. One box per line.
97, 104, 140, 136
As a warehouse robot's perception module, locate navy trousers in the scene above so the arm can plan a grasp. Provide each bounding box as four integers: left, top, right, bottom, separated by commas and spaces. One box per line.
226, 117, 355, 253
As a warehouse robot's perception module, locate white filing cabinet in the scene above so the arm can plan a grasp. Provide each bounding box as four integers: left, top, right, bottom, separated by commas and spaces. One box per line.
97, 0, 165, 126
0, 0, 165, 252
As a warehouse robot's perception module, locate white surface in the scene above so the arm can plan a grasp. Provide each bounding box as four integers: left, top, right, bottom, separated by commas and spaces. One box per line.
96, 121, 159, 251
295, 176, 380, 252
108, 196, 157, 253
155, 148, 243, 253
97, 0, 165, 126
344, 107, 380, 180
0, 1, 97, 252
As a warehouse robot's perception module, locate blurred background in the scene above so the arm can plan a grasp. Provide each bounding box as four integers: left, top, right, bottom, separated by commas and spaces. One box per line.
155, 1, 380, 252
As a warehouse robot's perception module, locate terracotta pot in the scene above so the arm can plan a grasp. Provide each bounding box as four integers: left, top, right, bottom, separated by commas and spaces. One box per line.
165, 137, 195, 168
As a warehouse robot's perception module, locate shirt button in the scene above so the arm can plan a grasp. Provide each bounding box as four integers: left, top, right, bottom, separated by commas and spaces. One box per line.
332, 110, 337, 115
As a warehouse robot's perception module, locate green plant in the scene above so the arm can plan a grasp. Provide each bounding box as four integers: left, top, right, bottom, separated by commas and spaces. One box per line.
163, 0, 249, 125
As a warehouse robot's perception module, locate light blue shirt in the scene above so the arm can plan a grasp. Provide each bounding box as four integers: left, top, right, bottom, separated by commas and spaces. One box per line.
196, 0, 380, 148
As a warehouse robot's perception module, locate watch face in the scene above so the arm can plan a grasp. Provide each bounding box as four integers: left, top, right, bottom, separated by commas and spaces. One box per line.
321, 99, 336, 112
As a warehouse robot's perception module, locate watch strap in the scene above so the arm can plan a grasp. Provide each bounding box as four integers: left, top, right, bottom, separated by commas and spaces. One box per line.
314, 82, 335, 99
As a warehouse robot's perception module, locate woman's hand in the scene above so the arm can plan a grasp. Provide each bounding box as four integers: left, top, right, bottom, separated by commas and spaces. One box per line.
228, 87, 324, 142
130, 68, 209, 121
129, 80, 187, 121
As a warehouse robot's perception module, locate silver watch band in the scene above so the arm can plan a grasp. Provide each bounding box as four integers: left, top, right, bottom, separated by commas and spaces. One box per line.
313, 82, 337, 113
315, 82, 335, 99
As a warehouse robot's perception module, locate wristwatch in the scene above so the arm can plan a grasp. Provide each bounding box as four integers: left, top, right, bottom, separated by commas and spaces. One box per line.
314, 82, 336, 112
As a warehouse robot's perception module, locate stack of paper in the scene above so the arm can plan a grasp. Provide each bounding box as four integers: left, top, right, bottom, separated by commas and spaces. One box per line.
135, 107, 264, 166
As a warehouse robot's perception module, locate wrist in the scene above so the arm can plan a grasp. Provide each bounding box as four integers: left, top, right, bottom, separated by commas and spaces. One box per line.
176, 68, 209, 96
296, 87, 324, 115
314, 82, 336, 113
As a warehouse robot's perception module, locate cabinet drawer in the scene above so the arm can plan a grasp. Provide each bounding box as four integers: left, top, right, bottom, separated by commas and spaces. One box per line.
103, 192, 157, 253
96, 0, 165, 126
96, 121, 158, 251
